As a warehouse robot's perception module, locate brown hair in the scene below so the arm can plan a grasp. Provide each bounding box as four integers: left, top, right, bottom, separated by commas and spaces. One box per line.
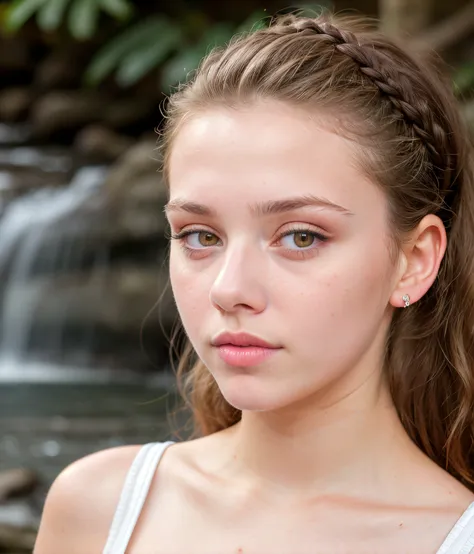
160, 12, 474, 488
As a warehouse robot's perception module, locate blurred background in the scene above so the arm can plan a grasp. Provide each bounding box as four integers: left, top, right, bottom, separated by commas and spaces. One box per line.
0, 0, 472, 550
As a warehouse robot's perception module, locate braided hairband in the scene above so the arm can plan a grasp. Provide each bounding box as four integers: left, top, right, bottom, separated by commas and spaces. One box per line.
285, 19, 454, 198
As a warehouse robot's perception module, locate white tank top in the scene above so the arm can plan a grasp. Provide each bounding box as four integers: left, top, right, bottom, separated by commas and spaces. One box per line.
102, 441, 474, 554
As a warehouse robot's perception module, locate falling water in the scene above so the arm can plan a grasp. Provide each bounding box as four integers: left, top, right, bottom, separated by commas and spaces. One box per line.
0, 162, 110, 380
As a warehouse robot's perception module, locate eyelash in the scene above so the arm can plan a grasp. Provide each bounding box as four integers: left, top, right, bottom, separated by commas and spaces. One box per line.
169, 226, 329, 259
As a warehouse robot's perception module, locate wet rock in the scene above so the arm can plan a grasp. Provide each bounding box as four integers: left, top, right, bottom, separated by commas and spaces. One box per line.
106, 138, 160, 193
0, 146, 72, 202
0, 523, 37, 552
108, 172, 168, 239
0, 500, 40, 528
10, 267, 175, 336
74, 125, 134, 162
103, 98, 155, 130
0, 89, 32, 122
0, 167, 68, 203
0, 469, 38, 502
31, 91, 109, 139
0, 38, 30, 70
34, 52, 82, 91
104, 138, 167, 239
1, 266, 175, 372
0, 123, 32, 146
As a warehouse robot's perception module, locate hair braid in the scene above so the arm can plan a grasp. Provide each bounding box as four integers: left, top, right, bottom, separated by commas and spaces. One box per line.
282, 18, 454, 192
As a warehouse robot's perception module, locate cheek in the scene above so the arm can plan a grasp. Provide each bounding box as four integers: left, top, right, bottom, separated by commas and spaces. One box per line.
337, 251, 393, 321
278, 240, 394, 351
169, 252, 211, 329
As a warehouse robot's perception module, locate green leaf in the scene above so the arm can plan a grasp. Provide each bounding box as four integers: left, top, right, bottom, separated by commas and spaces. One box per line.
235, 10, 269, 35
453, 62, 474, 95
160, 47, 203, 91
99, 0, 133, 21
201, 22, 236, 49
68, 0, 99, 40
84, 16, 173, 85
161, 22, 235, 90
37, 0, 70, 31
4, 0, 48, 32
116, 25, 182, 87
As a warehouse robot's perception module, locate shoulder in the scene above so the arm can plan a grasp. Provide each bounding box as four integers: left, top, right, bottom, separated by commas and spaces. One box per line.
146, 430, 236, 500
33, 444, 143, 554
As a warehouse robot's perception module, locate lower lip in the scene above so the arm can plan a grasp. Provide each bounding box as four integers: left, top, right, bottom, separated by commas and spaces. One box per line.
216, 345, 280, 367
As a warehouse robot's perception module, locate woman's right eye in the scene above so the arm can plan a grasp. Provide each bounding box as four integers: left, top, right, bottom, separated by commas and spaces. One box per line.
187, 231, 220, 248
172, 230, 221, 249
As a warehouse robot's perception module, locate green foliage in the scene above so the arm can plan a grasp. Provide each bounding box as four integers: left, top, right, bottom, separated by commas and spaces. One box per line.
160, 22, 236, 91
3, 0, 270, 88
86, 9, 269, 89
98, 0, 132, 20
453, 61, 474, 97
235, 9, 270, 34
4, 0, 48, 31
115, 25, 183, 88
68, 0, 99, 40
37, 0, 69, 31
1, 1, 339, 91
3, 0, 134, 39
84, 16, 184, 86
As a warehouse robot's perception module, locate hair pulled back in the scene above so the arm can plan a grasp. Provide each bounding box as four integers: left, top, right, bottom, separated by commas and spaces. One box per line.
161, 12, 474, 489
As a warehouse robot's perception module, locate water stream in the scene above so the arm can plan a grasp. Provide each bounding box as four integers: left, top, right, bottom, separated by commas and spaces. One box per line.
0, 126, 176, 526
0, 165, 109, 371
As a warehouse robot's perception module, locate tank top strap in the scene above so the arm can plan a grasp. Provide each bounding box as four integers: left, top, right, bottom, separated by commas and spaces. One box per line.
102, 441, 175, 554
437, 502, 474, 554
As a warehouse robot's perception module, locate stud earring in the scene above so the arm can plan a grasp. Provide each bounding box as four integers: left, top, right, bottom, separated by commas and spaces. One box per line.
402, 294, 410, 308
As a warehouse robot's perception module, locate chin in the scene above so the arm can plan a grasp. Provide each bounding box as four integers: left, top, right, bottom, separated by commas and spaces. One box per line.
216, 374, 294, 413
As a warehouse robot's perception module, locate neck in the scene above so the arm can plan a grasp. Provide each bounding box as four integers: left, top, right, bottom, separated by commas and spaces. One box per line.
225, 372, 418, 499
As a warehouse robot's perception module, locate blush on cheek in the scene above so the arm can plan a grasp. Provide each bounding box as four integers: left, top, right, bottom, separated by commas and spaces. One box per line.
170, 269, 211, 341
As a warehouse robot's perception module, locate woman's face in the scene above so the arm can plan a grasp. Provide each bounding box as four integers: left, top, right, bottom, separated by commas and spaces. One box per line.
167, 100, 400, 412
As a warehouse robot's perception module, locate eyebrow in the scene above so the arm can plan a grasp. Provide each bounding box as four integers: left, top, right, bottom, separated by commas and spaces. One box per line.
164, 194, 354, 217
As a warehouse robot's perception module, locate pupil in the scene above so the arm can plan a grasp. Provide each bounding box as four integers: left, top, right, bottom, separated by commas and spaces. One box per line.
200, 232, 215, 245
296, 232, 313, 247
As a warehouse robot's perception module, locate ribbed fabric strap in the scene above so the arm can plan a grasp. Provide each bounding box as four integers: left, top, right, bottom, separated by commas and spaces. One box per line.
437, 502, 474, 554
102, 441, 175, 554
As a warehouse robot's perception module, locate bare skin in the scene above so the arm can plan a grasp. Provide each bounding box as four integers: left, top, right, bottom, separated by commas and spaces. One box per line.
34, 429, 473, 554
34, 101, 474, 553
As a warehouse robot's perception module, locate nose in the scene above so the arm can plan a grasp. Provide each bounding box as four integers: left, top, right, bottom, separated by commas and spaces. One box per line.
209, 242, 267, 315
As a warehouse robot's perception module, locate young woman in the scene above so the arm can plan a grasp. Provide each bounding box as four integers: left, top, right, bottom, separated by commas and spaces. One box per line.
34, 11, 474, 554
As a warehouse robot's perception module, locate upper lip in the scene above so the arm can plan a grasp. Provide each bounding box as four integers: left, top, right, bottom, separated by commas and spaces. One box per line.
211, 332, 280, 349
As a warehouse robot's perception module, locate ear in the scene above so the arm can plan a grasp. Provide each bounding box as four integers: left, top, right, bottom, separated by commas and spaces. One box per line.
390, 214, 447, 309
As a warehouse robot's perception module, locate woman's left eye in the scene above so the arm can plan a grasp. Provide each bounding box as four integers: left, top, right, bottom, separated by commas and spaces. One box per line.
278, 230, 327, 250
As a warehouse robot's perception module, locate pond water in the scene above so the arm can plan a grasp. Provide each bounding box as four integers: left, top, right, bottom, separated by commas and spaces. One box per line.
0, 376, 186, 526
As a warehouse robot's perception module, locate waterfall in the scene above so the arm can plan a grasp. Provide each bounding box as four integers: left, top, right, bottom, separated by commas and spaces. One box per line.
0, 161, 110, 381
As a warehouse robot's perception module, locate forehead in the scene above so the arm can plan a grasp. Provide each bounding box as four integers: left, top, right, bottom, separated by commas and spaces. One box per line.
167, 100, 383, 214
170, 101, 344, 172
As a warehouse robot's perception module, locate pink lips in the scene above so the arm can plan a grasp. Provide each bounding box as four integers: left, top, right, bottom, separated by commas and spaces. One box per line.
211, 332, 281, 368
